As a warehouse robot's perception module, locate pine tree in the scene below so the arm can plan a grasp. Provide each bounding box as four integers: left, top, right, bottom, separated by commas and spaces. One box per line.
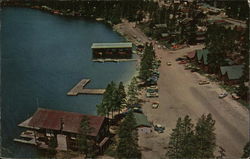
166, 114, 217, 159
116, 111, 141, 159
166, 116, 196, 159
77, 116, 94, 157
116, 82, 127, 114
242, 142, 250, 158
166, 117, 184, 159
195, 114, 216, 158
127, 77, 139, 107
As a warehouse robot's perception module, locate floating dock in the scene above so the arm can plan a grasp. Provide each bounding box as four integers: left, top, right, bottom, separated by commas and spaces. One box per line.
67, 79, 105, 96
92, 58, 138, 63
14, 138, 37, 145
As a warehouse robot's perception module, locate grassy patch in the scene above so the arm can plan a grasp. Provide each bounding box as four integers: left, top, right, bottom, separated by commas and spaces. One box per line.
238, 99, 249, 108
104, 142, 117, 158
219, 84, 237, 93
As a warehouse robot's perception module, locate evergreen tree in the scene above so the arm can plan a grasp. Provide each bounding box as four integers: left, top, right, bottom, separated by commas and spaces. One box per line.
127, 77, 139, 107
166, 116, 196, 158
116, 82, 127, 113
167, 114, 217, 158
166, 117, 184, 159
47, 136, 57, 156
242, 142, 250, 158
116, 111, 141, 159
77, 116, 94, 157
195, 114, 216, 158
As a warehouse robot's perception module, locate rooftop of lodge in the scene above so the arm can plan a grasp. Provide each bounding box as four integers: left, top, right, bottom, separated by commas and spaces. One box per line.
19, 108, 106, 137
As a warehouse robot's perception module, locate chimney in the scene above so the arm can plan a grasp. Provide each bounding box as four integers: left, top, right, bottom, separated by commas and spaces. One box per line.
60, 117, 64, 132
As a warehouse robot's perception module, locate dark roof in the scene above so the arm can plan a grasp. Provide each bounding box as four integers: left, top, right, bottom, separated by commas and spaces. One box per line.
155, 24, 167, 28
187, 51, 196, 59
220, 65, 244, 80
28, 108, 105, 136
161, 33, 169, 38
133, 113, 152, 128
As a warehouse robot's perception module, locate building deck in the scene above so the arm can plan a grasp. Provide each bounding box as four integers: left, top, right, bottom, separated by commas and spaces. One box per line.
18, 117, 40, 130
67, 79, 105, 96
13, 138, 37, 145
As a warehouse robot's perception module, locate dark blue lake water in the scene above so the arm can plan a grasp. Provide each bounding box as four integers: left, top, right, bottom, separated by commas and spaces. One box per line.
1, 7, 136, 158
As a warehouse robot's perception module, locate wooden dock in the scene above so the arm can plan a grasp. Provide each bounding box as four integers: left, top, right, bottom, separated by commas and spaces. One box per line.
67, 79, 105, 96
92, 58, 138, 63
14, 138, 37, 145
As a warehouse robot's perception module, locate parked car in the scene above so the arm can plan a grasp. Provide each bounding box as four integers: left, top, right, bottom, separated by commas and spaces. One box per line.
146, 92, 159, 98
199, 80, 210, 85
178, 60, 187, 64
152, 102, 159, 109
191, 68, 200, 72
154, 124, 165, 133
147, 86, 159, 93
133, 107, 143, 113
176, 57, 187, 61
218, 93, 228, 98
167, 62, 172, 66
231, 93, 240, 100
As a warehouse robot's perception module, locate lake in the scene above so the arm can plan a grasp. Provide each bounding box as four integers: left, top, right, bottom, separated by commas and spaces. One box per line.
1, 7, 136, 158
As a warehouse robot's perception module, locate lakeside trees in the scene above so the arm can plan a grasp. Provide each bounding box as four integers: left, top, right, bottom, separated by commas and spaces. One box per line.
77, 116, 97, 158
139, 43, 156, 82
166, 114, 217, 159
127, 77, 139, 107
97, 81, 126, 119
116, 111, 141, 159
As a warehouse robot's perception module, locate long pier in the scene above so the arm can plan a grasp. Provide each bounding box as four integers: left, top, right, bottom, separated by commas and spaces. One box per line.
67, 79, 105, 96
92, 58, 138, 63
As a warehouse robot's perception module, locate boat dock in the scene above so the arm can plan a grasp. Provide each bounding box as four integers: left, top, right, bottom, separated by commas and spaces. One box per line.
92, 58, 138, 63
13, 138, 37, 145
67, 79, 105, 96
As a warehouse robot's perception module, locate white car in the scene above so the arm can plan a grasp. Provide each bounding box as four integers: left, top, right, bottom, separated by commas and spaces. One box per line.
152, 102, 159, 109
218, 93, 228, 98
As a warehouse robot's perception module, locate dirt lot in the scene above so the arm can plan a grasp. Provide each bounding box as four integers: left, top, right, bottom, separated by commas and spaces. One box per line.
140, 45, 249, 159
114, 21, 249, 158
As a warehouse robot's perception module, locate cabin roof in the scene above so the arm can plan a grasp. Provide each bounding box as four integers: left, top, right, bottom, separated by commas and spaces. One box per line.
196, 49, 210, 65
91, 42, 132, 49
220, 65, 244, 80
187, 51, 196, 59
133, 113, 152, 128
28, 108, 105, 136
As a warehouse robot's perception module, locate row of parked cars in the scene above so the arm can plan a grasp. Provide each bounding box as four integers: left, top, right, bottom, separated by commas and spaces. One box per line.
146, 86, 159, 98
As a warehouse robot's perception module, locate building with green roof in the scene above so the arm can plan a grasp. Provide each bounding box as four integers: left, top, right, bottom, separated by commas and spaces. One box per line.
196, 49, 210, 65
91, 42, 132, 59
219, 65, 244, 85
133, 113, 152, 134
133, 113, 152, 128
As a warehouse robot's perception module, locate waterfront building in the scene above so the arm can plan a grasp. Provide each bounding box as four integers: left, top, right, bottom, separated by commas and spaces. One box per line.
91, 42, 133, 59
16, 108, 109, 152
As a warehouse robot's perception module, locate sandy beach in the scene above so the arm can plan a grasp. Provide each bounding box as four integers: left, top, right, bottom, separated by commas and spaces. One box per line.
114, 21, 249, 158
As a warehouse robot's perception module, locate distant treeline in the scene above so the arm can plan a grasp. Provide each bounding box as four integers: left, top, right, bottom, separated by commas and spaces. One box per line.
1, 0, 157, 24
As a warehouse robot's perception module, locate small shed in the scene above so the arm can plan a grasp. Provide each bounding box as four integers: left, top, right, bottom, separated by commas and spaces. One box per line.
133, 113, 152, 134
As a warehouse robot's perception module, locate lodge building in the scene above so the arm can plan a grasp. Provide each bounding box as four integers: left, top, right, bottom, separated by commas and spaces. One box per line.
16, 108, 109, 152
91, 42, 133, 59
